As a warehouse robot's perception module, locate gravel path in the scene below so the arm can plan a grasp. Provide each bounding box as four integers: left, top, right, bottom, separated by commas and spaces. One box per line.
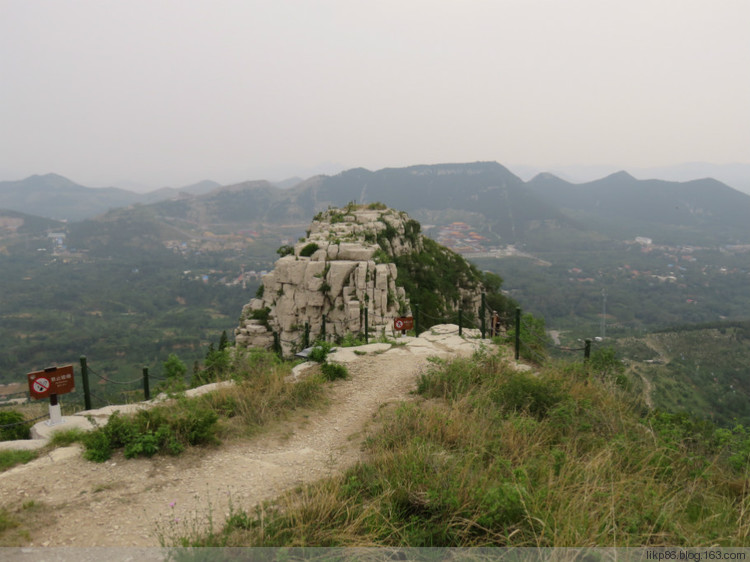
0, 327, 488, 547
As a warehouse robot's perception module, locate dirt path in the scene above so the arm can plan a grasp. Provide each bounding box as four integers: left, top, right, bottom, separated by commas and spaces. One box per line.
1, 329, 486, 547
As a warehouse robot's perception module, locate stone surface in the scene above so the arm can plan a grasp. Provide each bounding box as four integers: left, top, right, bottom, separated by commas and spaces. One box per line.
235, 206, 422, 357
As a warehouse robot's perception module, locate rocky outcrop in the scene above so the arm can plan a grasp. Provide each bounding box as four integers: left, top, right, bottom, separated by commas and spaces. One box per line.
235, 206, 419, 356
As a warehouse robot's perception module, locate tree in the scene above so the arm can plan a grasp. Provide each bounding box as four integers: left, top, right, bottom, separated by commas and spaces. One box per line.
218, 330, 229, 351
162, 353, 187, 392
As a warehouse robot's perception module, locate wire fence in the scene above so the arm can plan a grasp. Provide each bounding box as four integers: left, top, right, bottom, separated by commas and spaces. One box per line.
0, 413, 49, 430
0, 356, 190, 441
268, 292, 542, 360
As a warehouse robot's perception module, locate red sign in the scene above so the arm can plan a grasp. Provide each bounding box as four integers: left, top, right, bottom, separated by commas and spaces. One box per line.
394, 317, 414, 331
27, 365, 75, 400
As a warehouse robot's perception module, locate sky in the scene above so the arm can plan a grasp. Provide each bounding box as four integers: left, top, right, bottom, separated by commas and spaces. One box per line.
1, 0, 749, 190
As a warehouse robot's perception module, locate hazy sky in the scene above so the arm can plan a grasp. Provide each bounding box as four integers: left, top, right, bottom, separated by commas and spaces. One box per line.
1, 0, 749, 189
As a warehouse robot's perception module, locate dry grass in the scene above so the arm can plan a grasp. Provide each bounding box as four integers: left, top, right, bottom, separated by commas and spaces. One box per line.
164, 347, 750, 547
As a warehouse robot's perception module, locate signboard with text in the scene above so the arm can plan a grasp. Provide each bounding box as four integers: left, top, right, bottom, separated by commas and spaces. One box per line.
27, 365, 75, 400
394, 317, 414, 332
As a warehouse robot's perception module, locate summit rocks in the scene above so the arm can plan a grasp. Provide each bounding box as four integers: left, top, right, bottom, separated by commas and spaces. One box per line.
235, 206, 419, 357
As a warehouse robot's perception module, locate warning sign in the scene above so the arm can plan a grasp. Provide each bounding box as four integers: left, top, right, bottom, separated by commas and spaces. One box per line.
394, 317, 414, 331
27, 365, 75, 400
32, 377, 50, 395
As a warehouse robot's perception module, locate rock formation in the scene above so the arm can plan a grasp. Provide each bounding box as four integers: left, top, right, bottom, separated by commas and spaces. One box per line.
235, 205, 418, 356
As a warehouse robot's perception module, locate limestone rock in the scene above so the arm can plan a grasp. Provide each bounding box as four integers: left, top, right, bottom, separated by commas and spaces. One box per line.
235, 205, 419, 356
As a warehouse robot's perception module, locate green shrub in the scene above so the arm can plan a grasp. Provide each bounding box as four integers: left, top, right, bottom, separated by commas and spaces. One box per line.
48, 427, 88, 447
82, 404, 218, 463
321, 362, 348, 381
340, 332, 366, 347
250, 307, 271, 330
161, 353, 188, 393
83, 429, 114, 462
276, 244, 294, 257
309, 341, 334, 363
0, 410, 30, 441
491, 372, 565, 420
299, 243, 319, 257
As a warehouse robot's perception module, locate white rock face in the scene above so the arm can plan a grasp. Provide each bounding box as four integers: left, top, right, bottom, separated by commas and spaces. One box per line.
236, 206, 420, 356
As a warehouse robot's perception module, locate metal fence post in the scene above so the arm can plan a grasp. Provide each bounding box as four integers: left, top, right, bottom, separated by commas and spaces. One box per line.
80, 355, 92, 410
584, 339, 592, 362
143, 367, 150, 401
458, 307, 463, 337
304, 322, 310, 349
414, 305, 419, 335
515, 307, 521, 361
364, 308, 369, 344
480, 293, 486, 339
321, 315, 326, 341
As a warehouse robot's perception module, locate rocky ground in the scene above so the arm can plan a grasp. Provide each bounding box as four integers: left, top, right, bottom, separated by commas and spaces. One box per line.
0, 326, 512, 548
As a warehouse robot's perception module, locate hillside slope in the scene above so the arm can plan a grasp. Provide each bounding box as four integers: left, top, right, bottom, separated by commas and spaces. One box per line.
0, 327, 488, 547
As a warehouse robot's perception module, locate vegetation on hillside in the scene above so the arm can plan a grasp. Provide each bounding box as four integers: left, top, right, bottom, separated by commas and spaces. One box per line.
620, 321, 750, 427
35, 349, 327, 463
173, 347, 750, 547
392, 237, 517, 331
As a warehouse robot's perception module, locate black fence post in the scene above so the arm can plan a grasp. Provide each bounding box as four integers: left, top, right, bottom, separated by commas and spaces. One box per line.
304, 322, 310, 349
143, 367, 150, 401
273, 332, 281, 357
480, 293, 486, 339
458, 307, 463, 337
80, 355, 92, 411
515, 307, 521, 361
584, 339, 592, 362
321, 315, 326, 342
414, 305, 419, 335
364, 308, 369, 344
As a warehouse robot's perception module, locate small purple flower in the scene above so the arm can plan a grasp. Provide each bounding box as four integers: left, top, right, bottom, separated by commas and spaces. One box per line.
169, 502, 176, 508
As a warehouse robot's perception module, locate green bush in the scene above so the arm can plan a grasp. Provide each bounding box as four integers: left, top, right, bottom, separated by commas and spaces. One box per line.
321, 362, 348, 381
250, 307, 271, 330
0, 410, 30, 441
48, 427, 87, 447
491, 372, 565, 420
161, 353, 188, 393
299, 243, 319, 257
276, 244, 294, 257
82, 404, 218, 463
309, 341, 334, 363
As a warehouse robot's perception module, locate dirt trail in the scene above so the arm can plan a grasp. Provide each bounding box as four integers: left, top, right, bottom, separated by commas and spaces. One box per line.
1, 331, 486, 547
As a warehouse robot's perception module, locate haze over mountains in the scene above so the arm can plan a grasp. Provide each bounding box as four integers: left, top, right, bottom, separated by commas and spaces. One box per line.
3, 162, 750, 247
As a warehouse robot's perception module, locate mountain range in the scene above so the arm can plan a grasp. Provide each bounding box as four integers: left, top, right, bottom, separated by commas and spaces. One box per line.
3, 162, 750, 246
0, 174, 221, 221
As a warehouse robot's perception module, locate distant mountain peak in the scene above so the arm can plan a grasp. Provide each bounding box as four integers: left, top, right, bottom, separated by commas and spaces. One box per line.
28, 173, 80, 189
530, 172, 565, 182
603, 170, 636, 182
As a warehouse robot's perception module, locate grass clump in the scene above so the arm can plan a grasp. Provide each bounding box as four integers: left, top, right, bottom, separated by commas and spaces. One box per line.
0, 449, 38, 472
198, 349, 325, 438
189, 348, 750, 547
0, 411, 30, 441
305, 341, 348, 381
299, 243, 319, 258
72, 349, 325, 462
47, 427, 88, 447
82, 404, 217, 463
320, 362, 348, 381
